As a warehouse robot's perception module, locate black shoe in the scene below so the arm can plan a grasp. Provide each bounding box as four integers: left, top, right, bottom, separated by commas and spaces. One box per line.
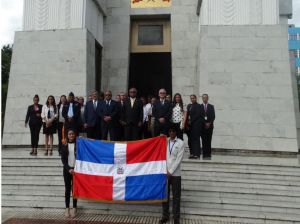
203, 156, 212, 160
174, 219, 180, 224
159, 217, 169, 224
188, 155, 194, 159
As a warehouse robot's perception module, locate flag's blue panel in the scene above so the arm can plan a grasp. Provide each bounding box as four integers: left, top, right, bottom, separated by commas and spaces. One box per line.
125, 174, 167, 201
77, 138, 114, 164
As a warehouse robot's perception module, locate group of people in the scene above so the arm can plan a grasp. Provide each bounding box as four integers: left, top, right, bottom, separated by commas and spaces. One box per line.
25, 88, 215, 159
25, 87, 215, 222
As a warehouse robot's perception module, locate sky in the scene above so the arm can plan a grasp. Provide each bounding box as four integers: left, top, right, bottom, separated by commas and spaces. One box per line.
0, 0, 300, 47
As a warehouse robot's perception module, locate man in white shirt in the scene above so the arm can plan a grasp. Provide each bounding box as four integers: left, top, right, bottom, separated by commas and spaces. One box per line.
160, 126, 185, 224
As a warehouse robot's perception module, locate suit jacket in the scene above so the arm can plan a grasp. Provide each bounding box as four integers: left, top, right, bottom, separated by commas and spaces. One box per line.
98, 100, 119, 124
84, 100, 101, 127
152, 100, 172, 123
200, 103, 215, 126
166, 137, 185, 176
189, 103, 205, 125
121, 98, 143, 125
25, 104, 43, 126
61, 143, 76, 172
62, 102, 81, 129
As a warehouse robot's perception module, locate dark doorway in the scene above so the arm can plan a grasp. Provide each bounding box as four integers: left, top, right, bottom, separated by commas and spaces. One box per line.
129, 52, 172, 98
95, 41, 102, 92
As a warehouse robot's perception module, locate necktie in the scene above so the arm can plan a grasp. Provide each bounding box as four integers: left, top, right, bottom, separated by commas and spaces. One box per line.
93, 100, 97, 111
161, 100, 164, 105
106, 101, 110, 110
204, 104, 207, 112
68, 103, 74, 117
47, 108, 51, 119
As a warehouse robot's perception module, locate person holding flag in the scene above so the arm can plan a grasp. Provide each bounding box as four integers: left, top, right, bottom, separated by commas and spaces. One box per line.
61, 129, 78, 218
160, 126, 185, 224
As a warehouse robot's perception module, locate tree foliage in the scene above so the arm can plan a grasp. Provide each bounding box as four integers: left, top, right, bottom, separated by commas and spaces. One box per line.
2, 44, 12, 131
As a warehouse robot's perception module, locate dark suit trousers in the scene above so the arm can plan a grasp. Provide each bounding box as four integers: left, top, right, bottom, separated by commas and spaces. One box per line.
201, 128, 213, 157
190, 122, 201, 157
154, 121, 169, 136
124, 123, 140, 141
29, 124, 42, 148
171, 122, 183, 140
63, 169, 77, 208
142, 121, 151, 139
86, 125, 101, 140
57, 122, 64, 152
101, 122, 116, 141
162, 176, 181, 221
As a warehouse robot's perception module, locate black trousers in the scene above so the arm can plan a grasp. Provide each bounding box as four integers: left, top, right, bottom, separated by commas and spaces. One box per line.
201, 128, 213, 157
86, 125, 101, 140
154, 121, 170, 137
171, 122, 183, 140
162, 176, 181, 221
124, 123, 140, 141
57, 122, 64, 152
101, 122, 116, 141
185, 128, 192, 155
29, 124, 42, 148
142, 121, 151, 139
190, 122, 202, 157
63, 169, 77, 208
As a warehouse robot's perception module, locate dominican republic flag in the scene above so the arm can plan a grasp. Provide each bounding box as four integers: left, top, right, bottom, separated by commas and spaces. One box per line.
73, 136, 167, 203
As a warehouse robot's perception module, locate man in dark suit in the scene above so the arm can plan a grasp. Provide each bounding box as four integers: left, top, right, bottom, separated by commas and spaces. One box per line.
84, 90, 101, 140
152, 88, 172, 136
121, 88, 143, 141
200, 94, 215, 159
62, 92, 81, 135
189, 94, 204, 159
98, 90, 118, 141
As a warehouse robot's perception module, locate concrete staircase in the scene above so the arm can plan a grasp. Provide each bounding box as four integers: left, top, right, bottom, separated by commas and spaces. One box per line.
2, 148, 300, 224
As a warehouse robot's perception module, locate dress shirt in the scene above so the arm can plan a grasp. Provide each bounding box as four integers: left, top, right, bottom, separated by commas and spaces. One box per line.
130, 98, 135, 108
59, 105, 65, 123
41, 105, 57, 122
171, 104, 184, 124
143, 103, 152, 122
68, 103, 74, 117
68, 143, 75, 168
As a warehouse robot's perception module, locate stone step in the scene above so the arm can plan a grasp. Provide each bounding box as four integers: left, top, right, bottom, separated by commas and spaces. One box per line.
182, 163, 300, 176
183, 184, 300, 197
3, 167, 300, 182
3, 163, 300, 178
181, 170, 300, 182
2, 194, 300, 210
3, 176, 300, 193
4, 187, 300, 204
3, 173, 300, 189
3, 198, 300, 222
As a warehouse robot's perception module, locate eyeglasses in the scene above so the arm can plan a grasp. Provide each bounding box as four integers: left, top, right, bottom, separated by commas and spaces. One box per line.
159, 92, 166, 95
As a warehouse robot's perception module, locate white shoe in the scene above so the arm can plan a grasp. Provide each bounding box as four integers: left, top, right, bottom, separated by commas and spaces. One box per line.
70, 208, 77, 218
64, 208, 70, 218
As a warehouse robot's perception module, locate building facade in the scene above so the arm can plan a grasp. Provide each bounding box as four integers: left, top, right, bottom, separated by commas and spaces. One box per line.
289, 26, 300, 81
3, 0, 300, 152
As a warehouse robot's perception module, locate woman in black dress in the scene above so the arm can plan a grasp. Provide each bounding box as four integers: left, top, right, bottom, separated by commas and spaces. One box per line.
41, 95, 58, 156
25, 95, 43, 155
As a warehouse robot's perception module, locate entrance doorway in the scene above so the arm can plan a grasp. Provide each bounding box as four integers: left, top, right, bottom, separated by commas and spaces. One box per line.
129, 19, 171, 97
129, 53, 171, 97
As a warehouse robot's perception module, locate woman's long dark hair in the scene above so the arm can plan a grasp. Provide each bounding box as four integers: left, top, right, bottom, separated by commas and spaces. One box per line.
46, 95, 57, 113
172, 93, 184, 112
57, 95, 66, 108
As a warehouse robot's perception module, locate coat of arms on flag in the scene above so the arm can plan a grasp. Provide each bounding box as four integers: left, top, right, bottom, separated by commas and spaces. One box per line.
73, 136, 167, 203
